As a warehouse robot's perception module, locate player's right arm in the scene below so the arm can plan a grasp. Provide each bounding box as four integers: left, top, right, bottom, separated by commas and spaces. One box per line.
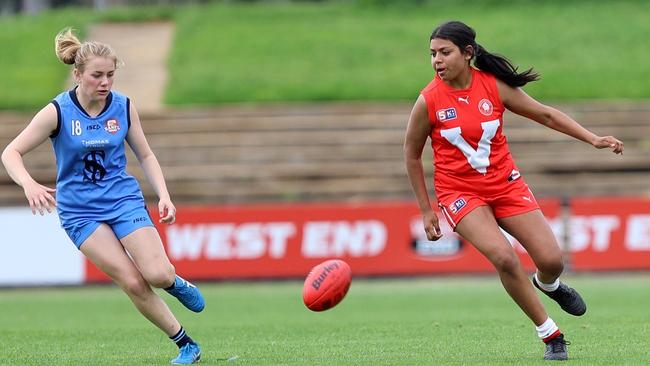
1, 104, 58, 215
404, 95, 442, 241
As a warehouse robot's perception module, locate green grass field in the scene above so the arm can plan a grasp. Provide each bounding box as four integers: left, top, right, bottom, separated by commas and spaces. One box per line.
2, 274, 649, 365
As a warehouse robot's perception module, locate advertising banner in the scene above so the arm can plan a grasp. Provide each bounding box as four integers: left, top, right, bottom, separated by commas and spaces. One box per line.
5, 197, 647, 286
569, 197, 650, 270
85, 200, 561, 282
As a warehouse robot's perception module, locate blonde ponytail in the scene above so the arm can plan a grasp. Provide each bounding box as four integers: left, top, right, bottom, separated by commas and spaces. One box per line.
54, 27, 121, 72
55, 27, 81, 65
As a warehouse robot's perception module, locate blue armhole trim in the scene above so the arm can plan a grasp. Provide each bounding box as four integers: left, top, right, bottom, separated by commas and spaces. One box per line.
126, 97, 131, 130
50, 100, 62, 138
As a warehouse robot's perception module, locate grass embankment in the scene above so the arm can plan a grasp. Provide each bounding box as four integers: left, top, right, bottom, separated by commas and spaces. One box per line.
1, 1, 649, 110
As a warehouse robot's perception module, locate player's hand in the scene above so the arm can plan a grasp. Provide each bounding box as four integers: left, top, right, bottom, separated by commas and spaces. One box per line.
23, 180, 56, 216
423, 210, 443, 241
592, 135, 624, 155
158, 198, 176, 224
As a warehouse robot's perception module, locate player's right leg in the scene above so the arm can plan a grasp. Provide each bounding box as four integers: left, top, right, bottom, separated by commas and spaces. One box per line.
80, 224, 181, 333
79, 224, 200, 364
454, 206, 567, 360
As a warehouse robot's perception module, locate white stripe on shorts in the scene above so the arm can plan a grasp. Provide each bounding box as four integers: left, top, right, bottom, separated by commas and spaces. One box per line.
439, 203, 457, 229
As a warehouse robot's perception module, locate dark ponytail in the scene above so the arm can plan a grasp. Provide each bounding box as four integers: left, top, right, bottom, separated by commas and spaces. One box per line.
431, 21, 539, 87
473, 44, 539, 87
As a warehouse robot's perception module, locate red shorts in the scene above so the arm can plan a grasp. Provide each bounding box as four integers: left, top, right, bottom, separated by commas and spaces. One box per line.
436, 178, 539, 230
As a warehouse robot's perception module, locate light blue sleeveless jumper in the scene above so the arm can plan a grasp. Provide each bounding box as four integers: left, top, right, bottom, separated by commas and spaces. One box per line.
50, 89, 153, 247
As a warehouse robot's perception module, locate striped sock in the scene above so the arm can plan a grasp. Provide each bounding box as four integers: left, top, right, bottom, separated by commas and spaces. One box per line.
536, 317, 561, 343
170, 326, 195, 348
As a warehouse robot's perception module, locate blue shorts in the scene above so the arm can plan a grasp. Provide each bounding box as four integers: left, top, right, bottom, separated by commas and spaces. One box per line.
63, 205, 154, 249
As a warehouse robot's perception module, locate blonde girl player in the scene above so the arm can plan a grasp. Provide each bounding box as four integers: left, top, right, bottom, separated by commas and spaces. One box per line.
404, 21, 623, 360
1, 28, 204, 365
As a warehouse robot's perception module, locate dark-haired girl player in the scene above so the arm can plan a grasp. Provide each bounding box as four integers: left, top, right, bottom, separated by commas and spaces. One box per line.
404, 20, 623, 360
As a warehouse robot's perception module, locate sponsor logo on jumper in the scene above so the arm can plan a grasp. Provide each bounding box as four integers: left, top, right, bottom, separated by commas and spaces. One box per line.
436, 108, 457, 122
81, 139, 109, 148
458, 96, 469, 104
86, 124, 101, 131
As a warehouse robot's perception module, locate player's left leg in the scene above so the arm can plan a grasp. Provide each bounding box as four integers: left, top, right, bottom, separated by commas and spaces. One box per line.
497, 209, 586, 316
120, 226, 205, 313
120, 226, 202, 364
81, 224, 200, 364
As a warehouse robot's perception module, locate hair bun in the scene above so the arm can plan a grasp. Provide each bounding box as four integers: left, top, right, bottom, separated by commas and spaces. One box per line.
55, 28, 81, 65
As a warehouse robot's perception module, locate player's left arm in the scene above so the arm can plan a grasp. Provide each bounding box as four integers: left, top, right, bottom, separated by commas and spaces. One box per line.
497, 80, 623, 154
126, 101, 176, 224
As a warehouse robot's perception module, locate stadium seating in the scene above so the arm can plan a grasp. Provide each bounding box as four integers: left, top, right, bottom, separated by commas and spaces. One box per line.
0, 102, 648, 205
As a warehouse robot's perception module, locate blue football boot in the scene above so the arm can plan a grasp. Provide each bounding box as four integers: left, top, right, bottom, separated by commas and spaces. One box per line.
165, 275, 205, 313
171, 342, 201, 364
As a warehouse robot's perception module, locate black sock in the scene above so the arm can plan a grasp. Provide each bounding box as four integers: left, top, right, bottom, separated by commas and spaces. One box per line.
170, 326, 194, 348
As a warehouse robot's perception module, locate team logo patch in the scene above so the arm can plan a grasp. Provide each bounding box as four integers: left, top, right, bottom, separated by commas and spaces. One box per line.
436, 108, 457, 122
105, 119, 120, 134
478, 99, 493, 116
83, 150, 106, 183
449, 198, 467, 214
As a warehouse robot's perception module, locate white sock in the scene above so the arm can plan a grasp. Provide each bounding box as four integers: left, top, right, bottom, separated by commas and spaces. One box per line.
535, 272, 560, 292
536, 317, 561, 342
